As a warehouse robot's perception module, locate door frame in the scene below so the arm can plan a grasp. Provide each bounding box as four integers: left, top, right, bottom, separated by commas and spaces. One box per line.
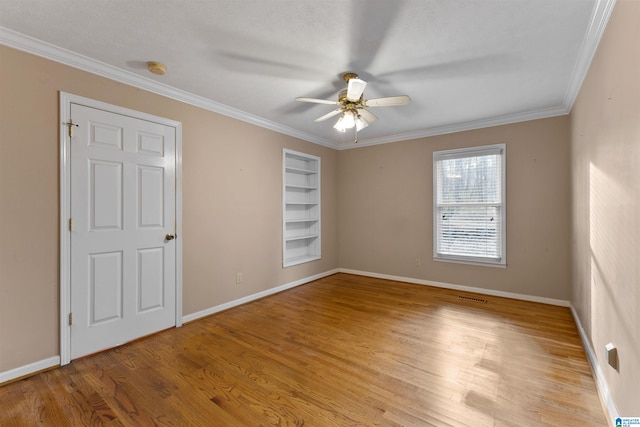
59, 92, 183, 365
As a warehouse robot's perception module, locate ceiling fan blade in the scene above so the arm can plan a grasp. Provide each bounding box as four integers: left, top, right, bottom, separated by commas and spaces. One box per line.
315, 108, 344, 122
364, 95, 411, 107
295, 97, 339, 105
217, 51, 328, 81
347, 2, 402, 71
357, 108, 378, 124
346, 78, 367, 102
377, 54, 521, 81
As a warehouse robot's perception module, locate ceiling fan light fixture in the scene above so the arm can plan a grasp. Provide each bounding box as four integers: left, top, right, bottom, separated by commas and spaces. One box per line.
341, 110, 356, 129
334, 110, 358, 132
333, 115, 347, 132
297, 72, 410, 137
355, 115, 370, 131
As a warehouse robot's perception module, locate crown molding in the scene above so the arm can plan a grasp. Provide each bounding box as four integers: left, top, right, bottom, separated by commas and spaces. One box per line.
342, 0, 617, 151
0, 26, 339, 150
1, 0, 616, 152
563, 0, 617, 111
338, 104, 569, 150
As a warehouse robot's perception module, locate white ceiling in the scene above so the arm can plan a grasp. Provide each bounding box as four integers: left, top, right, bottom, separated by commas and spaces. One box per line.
0, 0, 615, 149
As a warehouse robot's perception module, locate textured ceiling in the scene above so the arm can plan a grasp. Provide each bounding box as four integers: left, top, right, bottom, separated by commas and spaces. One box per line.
0, 0, 615, 149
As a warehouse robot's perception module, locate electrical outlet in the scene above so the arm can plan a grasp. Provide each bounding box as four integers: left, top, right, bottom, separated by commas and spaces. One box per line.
236, 272, 243, 284
415, 259, 422, 267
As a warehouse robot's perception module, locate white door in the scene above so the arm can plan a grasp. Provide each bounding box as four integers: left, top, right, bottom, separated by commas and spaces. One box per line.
70, 103, 176, 359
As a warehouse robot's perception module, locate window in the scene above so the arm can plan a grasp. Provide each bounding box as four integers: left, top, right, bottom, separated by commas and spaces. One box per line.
433, 144, 506, 266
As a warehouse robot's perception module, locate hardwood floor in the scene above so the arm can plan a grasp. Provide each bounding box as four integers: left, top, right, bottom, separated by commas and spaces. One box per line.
1, 273, 607, 426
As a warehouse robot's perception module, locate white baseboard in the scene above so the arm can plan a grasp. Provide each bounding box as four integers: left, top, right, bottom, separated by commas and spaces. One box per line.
339, 269, 617, 424
1, 270, 617, 427
570, 306, 619, 426
0, 356, 60, 384
182, 268, 340, 323
0, 269, 339, 384
339, 269, 571, 307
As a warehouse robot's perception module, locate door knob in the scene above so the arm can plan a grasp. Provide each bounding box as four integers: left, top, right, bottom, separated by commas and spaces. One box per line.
165, 234, 176, 241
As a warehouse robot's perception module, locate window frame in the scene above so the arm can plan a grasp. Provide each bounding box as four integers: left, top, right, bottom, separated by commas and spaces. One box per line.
432, 143, 506, 267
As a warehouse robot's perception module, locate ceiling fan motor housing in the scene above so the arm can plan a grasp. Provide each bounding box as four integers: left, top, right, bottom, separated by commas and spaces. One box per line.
295, 71, 409, 134
338, 89, 362, 106
342, 72, 359, 82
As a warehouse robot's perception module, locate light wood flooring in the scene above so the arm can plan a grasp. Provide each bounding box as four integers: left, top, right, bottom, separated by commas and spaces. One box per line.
1, 273, 607, 426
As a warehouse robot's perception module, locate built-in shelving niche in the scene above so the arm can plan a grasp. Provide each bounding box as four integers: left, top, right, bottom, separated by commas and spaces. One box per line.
283, 149, 320, 267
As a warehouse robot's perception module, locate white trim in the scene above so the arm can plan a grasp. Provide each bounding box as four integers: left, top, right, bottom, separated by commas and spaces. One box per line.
282, 148, 322, 268
1, 0, 616, 151
0, 27, 338, 150
339, 268, 570, 307
564, 0, 617, 112
433, 257, 507, 268
59, 92, 183, 365
182, 269, 339, 323
0, 356, 60, 384
341, 0, 615, 152
59, 92, 71, 365
5, 269, 336, 382
433, 144, 507, 267
338, 105, 569, 150
570, 306, 619, 426
175, 124, 184, 328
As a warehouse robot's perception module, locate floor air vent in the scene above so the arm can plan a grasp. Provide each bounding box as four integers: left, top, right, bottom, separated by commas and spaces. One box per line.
458, 295, 487, 303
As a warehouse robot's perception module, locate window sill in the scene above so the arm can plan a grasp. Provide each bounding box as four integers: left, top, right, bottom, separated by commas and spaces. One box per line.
433, 256, 506, 268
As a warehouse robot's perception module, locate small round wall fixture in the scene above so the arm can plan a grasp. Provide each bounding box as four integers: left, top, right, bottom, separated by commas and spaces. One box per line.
147, 61, 166, 75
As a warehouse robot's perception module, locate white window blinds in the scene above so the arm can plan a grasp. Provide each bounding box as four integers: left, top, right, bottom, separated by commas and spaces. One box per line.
433, 144, 506, 265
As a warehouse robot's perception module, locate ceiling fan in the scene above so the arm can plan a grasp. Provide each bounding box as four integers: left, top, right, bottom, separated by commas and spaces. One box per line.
296, 73, 410, 141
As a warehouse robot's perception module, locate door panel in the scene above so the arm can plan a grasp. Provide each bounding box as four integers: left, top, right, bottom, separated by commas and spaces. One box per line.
90, 160, 123, 230
138, 166, 165, 228
89, 251, 123, 324
70, 103, 176, 359
137, 247, 165, 312
90, 121, 123, 150
137, 131, 165, 156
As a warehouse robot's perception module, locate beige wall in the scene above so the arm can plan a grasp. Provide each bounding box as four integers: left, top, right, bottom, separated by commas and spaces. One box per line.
570, 0, 639, 416
0, 45, 338, 373
2, 4, 637, 415
338, 116, 572, 300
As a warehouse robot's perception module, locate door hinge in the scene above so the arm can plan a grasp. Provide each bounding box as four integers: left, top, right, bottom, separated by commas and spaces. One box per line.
64, 119, 79, 137
68, 218, 73, 231
68, 313, 73, 325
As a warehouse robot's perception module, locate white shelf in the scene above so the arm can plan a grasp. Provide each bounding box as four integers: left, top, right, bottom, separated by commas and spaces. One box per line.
285, 234, 319, 242
285, 184, 317, 190
285, 166, 317, 175
283, 149, 320, 268
284, 254, 321, 267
